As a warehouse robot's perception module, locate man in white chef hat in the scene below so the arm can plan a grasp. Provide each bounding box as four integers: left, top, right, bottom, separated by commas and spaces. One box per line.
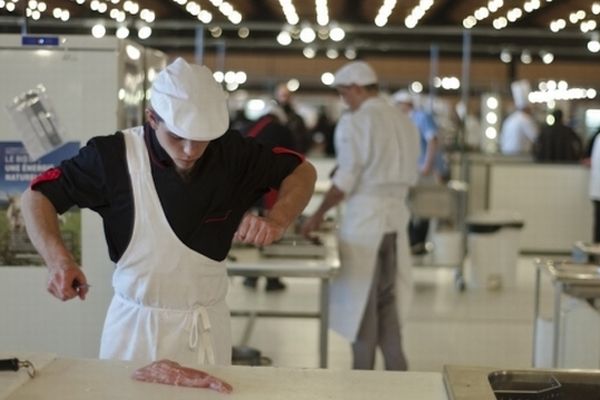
500, 79, 539, 155
21, 57, 316, 366
302, 61, 420, 370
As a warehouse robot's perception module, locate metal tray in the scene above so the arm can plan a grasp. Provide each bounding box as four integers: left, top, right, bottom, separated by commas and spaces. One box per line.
489, 371, 561, 400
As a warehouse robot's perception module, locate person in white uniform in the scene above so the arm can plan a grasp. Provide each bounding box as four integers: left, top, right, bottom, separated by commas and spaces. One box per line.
301, 61, 419, 370
20, 58, 317, 366
500, 105, 539, 155
589, 137, 600, 242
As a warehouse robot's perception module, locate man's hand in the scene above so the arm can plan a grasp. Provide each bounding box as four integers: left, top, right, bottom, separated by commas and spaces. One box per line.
47, 262, 89, 301
300, 213, 323, 238
233, 213, 286, 247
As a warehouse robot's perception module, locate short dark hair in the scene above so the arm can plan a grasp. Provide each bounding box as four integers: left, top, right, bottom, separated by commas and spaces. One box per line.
551, 109, 563, 122
147, 107, 164, 122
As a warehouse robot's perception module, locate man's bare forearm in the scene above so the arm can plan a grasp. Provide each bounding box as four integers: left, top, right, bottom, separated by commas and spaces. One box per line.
267, 160, 317, 229
21, 188, 75, 267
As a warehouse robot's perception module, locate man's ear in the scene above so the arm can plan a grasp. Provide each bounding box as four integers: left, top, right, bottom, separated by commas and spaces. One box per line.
145, 109, 159, 129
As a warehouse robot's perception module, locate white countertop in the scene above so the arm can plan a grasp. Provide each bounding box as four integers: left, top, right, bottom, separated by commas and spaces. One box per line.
2, 356, 447, 400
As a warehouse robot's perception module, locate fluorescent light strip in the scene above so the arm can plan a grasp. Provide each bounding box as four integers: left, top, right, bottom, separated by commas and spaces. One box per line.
315, 0, 329, 26
374, 0, 397, 27
462, 0, 504, 29
278, 0, 299, 25
405, 0, 435, 29
207, 0, 242, 24
171, 0, 213, 24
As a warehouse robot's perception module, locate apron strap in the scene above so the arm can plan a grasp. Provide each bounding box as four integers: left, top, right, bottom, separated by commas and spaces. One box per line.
189, 306, 216, 365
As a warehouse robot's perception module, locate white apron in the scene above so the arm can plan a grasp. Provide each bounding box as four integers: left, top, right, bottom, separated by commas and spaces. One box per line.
330, 191, 413, 342
99, 126, 231, 366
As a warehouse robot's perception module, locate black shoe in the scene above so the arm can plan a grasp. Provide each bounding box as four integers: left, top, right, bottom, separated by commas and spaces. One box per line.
265, 278, 286, 292
243, 277, 258, 289
411, 242, 427, 256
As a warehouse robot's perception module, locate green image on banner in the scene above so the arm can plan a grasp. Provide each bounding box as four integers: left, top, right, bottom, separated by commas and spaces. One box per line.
0, 141, 80, 266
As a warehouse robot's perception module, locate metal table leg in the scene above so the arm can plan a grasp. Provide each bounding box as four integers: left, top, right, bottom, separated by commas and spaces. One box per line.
319, 278, 330, 368
552, 281, 563, 368
532, 264, 541, 367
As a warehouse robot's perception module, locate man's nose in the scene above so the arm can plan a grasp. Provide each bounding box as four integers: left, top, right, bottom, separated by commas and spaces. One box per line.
182, 140, 195, 155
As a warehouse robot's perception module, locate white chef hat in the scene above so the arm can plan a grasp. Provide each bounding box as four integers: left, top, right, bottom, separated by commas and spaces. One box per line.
392, 89, 413, 104
150, 57, 229, 141
333, 61, 378, 87
511, 79, 531, 110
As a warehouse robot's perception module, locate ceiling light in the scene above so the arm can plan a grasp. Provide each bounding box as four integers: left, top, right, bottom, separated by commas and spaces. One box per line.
500, 49, 512, 63
238, 27, 249, 38
540, 51, 554, 64
411, 81, 423, 93
316, 0, 329, 26
137, 25, 152, 39
329, 25, 345, 41
210, 26, 222, 38
326, 48, 338, 59
344, 47, 356, 59
235, 71, 247, 84
198, 10, 212, 23
116, 26, 129, 39
321, 72, 334, 86
485, 127, 497, 139
486, 97, 499, 109
277, 30, 292, 46
287, 79, 300, 92
520, 50, 532, 64
374, 0, 398, 28
278, 0, 299, 25
299, 25, 316, 43
125, 44, 141, 60
91, 23, 106, 38
302, 47, 316, 59
588, 32, 600, 53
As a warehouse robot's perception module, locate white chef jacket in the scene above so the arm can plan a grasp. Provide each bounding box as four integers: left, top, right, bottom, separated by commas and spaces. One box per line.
333, 97, 420, 231
590, 138, 600, 200
500, 110, 539, 155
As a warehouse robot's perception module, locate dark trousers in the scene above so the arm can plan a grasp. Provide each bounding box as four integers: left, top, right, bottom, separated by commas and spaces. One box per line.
409, 217, 430, 246
352, 232, 408, 371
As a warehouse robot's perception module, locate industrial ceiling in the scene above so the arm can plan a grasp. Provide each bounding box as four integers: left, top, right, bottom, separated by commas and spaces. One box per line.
0, 0, 598, 60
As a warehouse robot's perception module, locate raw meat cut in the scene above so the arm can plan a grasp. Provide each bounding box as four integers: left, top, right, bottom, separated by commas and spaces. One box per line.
132, 359, 233, 394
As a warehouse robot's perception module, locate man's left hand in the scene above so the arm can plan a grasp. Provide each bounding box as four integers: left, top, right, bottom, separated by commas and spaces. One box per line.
234, 213, 286, 246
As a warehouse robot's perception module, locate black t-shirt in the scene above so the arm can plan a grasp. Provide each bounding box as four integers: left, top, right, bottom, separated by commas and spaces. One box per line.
33, 124, 302, 262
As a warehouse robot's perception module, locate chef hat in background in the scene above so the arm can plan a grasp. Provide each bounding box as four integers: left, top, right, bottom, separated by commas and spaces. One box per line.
510, 79, 531, 110
333, 61, 378, 87
392, 89, 413, 105
150, 57, 229, 141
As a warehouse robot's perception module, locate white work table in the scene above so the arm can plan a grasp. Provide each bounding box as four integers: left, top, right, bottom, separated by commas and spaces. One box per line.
226, 235, 340, 368
1, 355, 447, 400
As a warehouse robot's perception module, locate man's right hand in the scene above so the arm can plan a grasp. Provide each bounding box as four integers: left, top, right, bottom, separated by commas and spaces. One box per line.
47, 262, 89, 301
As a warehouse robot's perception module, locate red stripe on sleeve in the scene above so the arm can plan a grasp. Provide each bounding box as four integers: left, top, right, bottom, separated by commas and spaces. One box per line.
30, 167, 62, 189
272, 146, 305, 162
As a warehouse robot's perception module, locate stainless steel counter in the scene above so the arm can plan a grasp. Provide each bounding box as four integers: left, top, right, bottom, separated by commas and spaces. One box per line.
533, 259, 600, 367
444, 364, 600, 400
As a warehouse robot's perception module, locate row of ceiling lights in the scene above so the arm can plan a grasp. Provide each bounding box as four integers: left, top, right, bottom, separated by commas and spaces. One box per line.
2, 0, 598, 34
1, 0, 598, 61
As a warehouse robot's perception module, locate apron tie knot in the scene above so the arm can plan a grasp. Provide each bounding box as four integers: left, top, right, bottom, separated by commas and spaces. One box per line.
189, 305, 216, 365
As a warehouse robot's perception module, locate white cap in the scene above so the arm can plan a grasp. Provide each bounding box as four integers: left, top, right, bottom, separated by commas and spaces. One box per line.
333, 61, 378, 87
150, 57, 229, 141
392, 89, 413, 104
511, 79, 531, 109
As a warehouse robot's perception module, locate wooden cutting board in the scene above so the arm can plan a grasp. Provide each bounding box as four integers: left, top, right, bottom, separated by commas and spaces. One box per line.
6, 357, 447, 400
